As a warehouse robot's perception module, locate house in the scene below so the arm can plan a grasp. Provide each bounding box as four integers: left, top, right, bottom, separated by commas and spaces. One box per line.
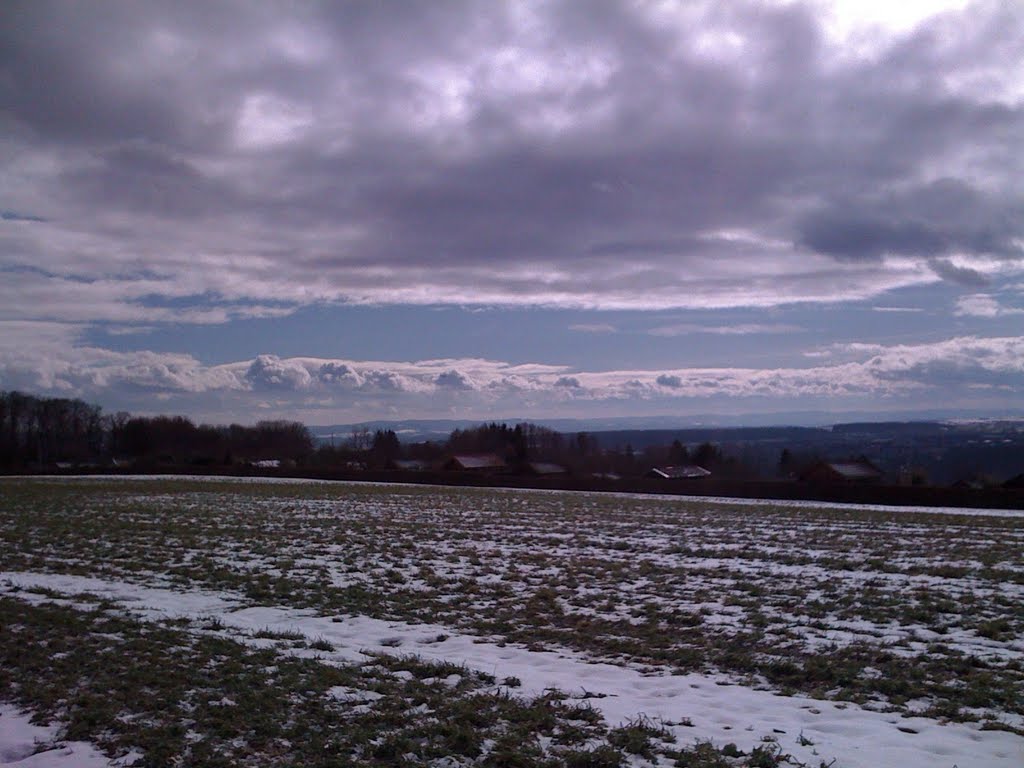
952, 475, 990, 490
1003, 473, 1024, 490
800, 458, 883, 484
525, 461, 567, 476
897, 466, 929, 486
388, 458, 431, 472
442, 454, 508, 473
645, 465, 711, 480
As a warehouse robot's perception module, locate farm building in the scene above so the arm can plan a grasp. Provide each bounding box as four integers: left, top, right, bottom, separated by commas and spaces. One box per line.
442, 454, 508, 473
952, 474, 990, 490
388, 458, 431, 471
1003, 473, 1024, 489
800, 459, 883, 484
525, 461, 568, 476
645, 465, 711, 480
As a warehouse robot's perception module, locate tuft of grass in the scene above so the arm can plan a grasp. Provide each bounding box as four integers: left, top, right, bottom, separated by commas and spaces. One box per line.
671, 740, 734, 768
561, 745, 624, 767
607, 715, 675, 758
309, 636, 335, 652
252, 626, 304, 641
976, 617, 1012, 640
747, 742, 792, 768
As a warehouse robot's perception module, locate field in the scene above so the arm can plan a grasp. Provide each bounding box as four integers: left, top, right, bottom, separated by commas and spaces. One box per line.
0, 477, 1022, 767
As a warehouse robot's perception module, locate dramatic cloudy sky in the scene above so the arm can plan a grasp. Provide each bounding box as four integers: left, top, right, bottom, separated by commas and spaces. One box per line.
2, 0, 1022, 424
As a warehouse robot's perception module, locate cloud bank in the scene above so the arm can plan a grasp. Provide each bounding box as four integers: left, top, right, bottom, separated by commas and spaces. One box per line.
2, 322, 1020, 420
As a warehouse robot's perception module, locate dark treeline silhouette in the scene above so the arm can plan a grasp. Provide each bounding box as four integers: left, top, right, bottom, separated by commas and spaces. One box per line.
0, 390, 780, 480
313, 422, 564, 470
0, 391, 104, 466
4, 390, 1022, 494
318, 421, 757, 479
310, 421, 638, 474
438, 422, 618, 474
450, 422, 527, 459
119, 417, 314, 466
0, 391, 313, 468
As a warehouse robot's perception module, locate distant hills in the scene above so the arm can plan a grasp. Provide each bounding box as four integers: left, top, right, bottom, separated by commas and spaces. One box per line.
310, 411, 1024, 445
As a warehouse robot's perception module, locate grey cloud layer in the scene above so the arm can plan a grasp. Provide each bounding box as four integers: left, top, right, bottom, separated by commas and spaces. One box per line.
2, 0, 1022, 319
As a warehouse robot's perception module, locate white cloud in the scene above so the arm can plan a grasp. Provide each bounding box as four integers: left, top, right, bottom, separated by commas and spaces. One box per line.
569, 323, 617, 334
816, 0, 971, 41
833, 336, 1024, 382
317, 362, 363, 389
0, 269, 297, 325
954, 294, 1024, 318
245, 355, 314, 391
435, 369, 478, 391
0, 324, 244, 395
3, 332, 1022, 420
647, 323, 802, 337
235, 93, 314, 149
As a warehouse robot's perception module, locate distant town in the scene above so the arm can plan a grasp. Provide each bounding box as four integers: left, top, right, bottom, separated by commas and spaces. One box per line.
3, 390, 1023, 508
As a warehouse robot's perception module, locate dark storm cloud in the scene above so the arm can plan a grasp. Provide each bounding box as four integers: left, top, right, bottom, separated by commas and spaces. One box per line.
1, 0, 1022, 316
799, 179, 1024, 262
928, 259, 990, 288
60, 144, 239, 218
1, 211, 47, 223
1, 3, 224, 148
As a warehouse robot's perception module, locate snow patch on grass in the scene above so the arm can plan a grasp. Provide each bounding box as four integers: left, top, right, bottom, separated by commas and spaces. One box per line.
0, 703, 136, 767
2, 571, 1022, 768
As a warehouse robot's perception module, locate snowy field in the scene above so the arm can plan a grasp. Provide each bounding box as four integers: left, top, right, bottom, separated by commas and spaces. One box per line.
0, 477, 1021, 767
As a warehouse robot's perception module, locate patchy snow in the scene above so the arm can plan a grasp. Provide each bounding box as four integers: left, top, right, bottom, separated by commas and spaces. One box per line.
8, 475, 1022, 517
12, 482, 1018, 698
0, 572, 240, 618
667, 494, 1024, 519
2, 571, 1021, 768
3, 474, 333, 486
326, 687, 383, 704
0, 704, 136, 767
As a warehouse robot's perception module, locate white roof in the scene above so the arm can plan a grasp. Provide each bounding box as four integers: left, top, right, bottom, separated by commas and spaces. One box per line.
451, 454, 506, 469
529, 462, 566, 474
651, 465, 711, 479
828, 462, 880, 479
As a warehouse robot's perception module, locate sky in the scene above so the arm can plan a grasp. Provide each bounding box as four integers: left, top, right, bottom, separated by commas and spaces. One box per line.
1, 0, 1022, 426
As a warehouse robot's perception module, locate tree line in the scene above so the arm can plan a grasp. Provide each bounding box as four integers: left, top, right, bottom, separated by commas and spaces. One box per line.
318, 421, 751, 478
0, 391, 313, 468
0, 390, 759, 479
